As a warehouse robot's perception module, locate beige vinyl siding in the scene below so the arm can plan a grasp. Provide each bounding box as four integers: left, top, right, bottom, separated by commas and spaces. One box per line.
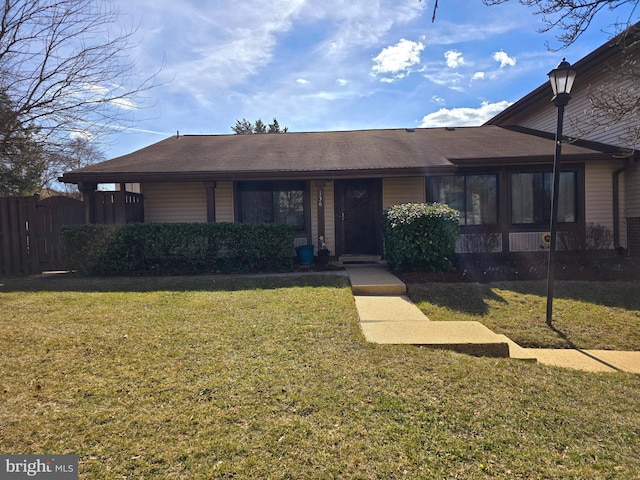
215, 181, 234, 222
514, 54, 636, 149
585, 161, 626, 246
141, 182, 207, 223
625, 163, 640, 218
311, 182, 335, 252
382, 177, 425, 209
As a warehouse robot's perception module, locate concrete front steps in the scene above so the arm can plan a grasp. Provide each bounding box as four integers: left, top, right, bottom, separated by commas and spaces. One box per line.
346, 266, 511, 358
344, 264, 407, 296
344, 265, 640, 372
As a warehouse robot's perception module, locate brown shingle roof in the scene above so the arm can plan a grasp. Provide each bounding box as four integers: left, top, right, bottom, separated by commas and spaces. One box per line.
60, 126, 614, 184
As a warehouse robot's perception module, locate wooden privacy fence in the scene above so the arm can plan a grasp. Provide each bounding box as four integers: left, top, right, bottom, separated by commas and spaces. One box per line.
94, 191, 144, 224
0, 192, 145, 274
0, 196, 85, 275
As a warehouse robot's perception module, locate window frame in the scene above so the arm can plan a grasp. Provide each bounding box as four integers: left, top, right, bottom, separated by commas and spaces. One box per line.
428, 173, 499, 226
236, 180, 310, 232
509, 170, 578, 226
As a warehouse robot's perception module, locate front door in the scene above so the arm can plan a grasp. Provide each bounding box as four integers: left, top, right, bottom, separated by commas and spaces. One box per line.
335, 179, 382, 256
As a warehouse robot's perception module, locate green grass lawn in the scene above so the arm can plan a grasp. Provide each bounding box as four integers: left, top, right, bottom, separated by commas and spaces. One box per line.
1, 274, 639, 479
407, 280, 640, 350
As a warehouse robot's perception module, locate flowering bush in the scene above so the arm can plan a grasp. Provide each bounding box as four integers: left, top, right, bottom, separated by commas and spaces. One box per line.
382, 203, 460, 272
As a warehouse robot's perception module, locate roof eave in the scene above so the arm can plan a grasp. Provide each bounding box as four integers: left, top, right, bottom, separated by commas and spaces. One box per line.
59, 165, 457, 185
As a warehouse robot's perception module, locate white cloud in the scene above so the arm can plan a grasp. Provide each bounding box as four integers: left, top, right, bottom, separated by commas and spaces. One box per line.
493, 51, 516, 68
297, 78, 310, 84
372, 38, 425, 80
444, 50, 464, 68
471, 72, 485, 80
419, 100, 512, 127
422, 69, 466, 91
308, 0, 425, 55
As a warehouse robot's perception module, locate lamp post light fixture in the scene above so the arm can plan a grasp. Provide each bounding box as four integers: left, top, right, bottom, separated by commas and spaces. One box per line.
546, 58, 576, 326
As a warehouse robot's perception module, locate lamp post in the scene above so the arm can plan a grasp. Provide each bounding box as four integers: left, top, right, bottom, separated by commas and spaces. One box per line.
546, 59, 576, 326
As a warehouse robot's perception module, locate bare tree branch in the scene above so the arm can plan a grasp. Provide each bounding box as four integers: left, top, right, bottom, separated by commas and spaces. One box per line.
482, 0, 639, 48
0, 0, 160, 149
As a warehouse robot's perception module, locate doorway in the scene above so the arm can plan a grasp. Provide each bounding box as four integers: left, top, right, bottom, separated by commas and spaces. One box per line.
335, 179, 382, 256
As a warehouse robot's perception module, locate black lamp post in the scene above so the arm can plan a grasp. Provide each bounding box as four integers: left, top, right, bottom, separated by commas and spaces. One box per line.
546, 59, 576, 326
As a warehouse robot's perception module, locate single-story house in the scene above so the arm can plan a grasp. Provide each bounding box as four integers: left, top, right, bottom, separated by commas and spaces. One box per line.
60, 24, 639, 258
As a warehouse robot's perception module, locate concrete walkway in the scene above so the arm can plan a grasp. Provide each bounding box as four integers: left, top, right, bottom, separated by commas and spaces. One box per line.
345, 265, 640, 374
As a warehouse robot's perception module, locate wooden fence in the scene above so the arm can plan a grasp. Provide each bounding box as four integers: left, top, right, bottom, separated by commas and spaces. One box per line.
0, 191, 143, 275
0, 196, 85, 275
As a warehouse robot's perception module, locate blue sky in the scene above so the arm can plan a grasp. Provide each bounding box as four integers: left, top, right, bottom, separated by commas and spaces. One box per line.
104, 0, 633, 159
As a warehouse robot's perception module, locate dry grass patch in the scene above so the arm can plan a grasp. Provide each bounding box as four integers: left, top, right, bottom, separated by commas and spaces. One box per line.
1, 274, 639, 478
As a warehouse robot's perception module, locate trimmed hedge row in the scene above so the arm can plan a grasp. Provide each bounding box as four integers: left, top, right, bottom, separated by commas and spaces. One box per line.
61, 222, 296, 275
383, 203, 460, 272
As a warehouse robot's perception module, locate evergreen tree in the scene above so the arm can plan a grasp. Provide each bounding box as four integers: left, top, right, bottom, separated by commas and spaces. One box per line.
0, 91, 45, 196
232, 118, 288, 134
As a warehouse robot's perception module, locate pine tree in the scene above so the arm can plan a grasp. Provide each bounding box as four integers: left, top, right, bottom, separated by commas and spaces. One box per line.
0, 91, 45, 196
232, 118, 288, 134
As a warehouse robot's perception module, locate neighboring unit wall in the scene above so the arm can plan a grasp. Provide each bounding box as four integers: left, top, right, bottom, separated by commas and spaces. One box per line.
626, 163, 640, 217
626, 163, 640, 254
382, 177, 425, 208
141, 182, 208, 223
585, 161, 624, 243
511, 52, 637, 150
215, 181, 234, 222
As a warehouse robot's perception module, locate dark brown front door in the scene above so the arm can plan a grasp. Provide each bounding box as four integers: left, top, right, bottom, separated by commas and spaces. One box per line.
335, 179, 382, 255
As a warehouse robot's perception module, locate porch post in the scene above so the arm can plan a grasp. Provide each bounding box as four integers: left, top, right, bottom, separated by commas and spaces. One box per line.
204, 181, 216, 223
315, 181, 326, 243
78, 182, 98, 224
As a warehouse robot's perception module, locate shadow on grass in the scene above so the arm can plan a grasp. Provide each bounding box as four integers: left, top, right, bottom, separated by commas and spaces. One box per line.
0, 272, 350, 293
497, 280, 640, 311
409, 280, 640, 315
408, 283, 509, 316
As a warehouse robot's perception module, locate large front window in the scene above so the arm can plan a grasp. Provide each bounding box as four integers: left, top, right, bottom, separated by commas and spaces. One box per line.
510, 171, 576, 224
430, 174, 498, 225
238, 181, 306, 230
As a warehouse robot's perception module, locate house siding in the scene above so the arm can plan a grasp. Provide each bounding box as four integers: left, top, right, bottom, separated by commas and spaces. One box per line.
626, 163, 640, 217
626, 163, 640, 254
141, 182, 208, 223
509, 54, 636, 150
585, 161, 627, 247
382, 177, 425, 208
215, 181, 234, 222
585, 162, 617, 230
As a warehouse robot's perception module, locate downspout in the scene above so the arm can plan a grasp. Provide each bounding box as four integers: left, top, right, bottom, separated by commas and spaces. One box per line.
613, 158, 634, 251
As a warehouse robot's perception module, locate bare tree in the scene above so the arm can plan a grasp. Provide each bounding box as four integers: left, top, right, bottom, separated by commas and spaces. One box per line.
481, 0, 639, 48
42, 136, 106, 194
0, 0, 158, 160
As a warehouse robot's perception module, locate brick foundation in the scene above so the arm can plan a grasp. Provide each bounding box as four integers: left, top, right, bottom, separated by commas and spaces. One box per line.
628, 217, 640, 256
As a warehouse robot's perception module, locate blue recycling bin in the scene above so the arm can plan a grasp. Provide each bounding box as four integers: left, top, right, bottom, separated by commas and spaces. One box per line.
295, 245, 315, 265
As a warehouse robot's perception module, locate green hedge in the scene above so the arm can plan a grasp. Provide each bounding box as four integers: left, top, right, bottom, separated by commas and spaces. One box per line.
61, 222, 296, 275
382, 203, 460, 272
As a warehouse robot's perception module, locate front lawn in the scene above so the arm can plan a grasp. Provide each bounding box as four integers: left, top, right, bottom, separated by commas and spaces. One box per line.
407, 280, 640, 350
1, 274, 639, 478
